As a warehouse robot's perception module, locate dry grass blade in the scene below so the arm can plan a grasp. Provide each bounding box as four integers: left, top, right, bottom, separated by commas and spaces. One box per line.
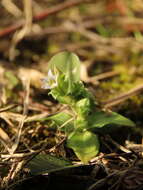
0, 111, 23, 123
0, 112, 15, 129
104, 84, 143, 108
10, 78, 30, 154
10, 115, 26, 154
0, 104, 17, 113
1, 151, 40, 159
25, 112, 50, 122
91, 71, 119, 81
0, 127, 12, 152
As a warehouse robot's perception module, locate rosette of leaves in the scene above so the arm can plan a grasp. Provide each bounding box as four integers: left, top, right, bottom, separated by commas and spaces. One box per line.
42, 51, 135, 164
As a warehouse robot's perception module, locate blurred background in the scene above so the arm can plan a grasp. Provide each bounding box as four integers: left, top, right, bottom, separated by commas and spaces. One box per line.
0, 0, 143, 118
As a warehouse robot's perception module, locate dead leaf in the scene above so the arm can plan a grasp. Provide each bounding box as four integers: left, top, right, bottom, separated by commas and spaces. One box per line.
18, 68, 44, 88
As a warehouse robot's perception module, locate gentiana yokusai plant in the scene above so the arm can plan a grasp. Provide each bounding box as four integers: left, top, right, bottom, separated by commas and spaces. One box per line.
42, 51, 135, 164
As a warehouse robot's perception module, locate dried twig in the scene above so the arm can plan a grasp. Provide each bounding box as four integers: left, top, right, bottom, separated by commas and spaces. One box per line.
29, 20, 142, 55
25, 16, 143, 39
104, 84, 143, 108
1, 0, 22, 17
0, 0, 94, 38
63, 21, 143, 50
1, 150, 40, 159
10, 78, 30, 154
0, 104, 17, 113
105, 135, 131, 153
90, 71, 119, 82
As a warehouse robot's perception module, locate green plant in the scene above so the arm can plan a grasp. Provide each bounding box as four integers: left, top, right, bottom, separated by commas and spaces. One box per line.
42, 51, 135, 164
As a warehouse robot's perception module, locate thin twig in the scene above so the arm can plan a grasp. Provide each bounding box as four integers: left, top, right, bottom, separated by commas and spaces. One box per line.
91, 71, 119, 81
1, 150, 41, 159
105, 135, 131, 153
103, 84, 143, 108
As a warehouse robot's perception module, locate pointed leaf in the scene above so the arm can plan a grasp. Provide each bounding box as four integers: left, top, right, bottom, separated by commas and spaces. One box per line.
48, 112, 72, 125
26, 154, 74, 175
88, 111, 135, 129
47, 112, 74, 133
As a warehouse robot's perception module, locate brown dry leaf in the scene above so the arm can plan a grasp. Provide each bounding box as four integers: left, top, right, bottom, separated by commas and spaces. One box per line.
18, 68, 44, 88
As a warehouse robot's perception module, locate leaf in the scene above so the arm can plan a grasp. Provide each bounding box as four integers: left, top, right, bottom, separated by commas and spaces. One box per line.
48, 51, 80, 93
48, 51, 80, 82
26, 154, 74, 175
88, 111, 135, 130
67, 130, 99, 164
47, 112, 74, 134
75, 98, 91, 116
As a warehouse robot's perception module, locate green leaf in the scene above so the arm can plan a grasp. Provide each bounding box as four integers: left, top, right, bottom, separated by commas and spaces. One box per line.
48, 51, 80, 82
67, 131, 99, 164
48, 112, 72, 125
88, 111, 135, 129
48, 51, 80, 93
26, 154, 74, 175
47, 112, 74, 133
75, 98, 91, 116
